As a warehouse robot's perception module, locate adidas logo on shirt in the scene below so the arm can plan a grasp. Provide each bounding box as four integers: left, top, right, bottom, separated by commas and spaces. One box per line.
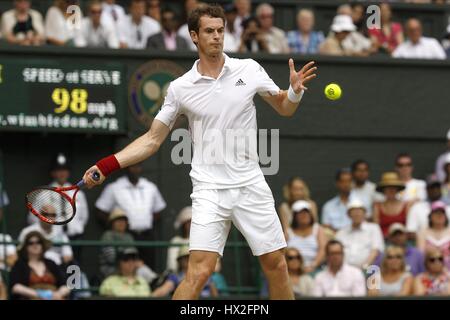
235, 79, 246, 86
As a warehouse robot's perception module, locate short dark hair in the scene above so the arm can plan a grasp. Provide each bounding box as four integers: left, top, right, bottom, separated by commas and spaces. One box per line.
187, 4, 226, 34
351, 159, 369, 173
130, 0, 146, 7
335, 168, 352, 181
326, 240, 344, 255
395, 153, 412, 165
429, 209, 449, 228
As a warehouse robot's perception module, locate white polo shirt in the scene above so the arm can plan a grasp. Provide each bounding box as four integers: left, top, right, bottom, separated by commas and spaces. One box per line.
95, 176, 166, 231
313, 264, 367, 297
335, 222, 384, 268
155, 54, 280, 191
117, 15, 160, 49
393, 37, 446, 60
398, 178, 427, 202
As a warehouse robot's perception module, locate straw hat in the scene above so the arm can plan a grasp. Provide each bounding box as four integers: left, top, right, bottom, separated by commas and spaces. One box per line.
108, 207, 128, 224
376, 172, 405, 192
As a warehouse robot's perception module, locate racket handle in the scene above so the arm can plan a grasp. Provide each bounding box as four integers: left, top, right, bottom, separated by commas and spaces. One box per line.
77, 171, 101, 188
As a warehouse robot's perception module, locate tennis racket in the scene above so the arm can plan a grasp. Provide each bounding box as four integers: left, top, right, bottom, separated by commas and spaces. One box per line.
25, 172, 100, 225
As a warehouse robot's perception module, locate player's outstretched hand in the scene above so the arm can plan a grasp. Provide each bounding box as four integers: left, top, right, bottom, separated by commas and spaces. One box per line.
289, 59, 317, 93
83, 165, 105, 188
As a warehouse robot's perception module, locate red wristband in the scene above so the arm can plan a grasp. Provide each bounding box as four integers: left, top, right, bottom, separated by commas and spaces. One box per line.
96, 155, 120, 177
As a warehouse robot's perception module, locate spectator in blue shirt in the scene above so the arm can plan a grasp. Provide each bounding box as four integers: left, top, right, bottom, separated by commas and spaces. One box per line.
287, 9, 324, 54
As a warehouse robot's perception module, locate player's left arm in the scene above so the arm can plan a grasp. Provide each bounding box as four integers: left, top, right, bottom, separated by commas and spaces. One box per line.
262, 59, 317, 117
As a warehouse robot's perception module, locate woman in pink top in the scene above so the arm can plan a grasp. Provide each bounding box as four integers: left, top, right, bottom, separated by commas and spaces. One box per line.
368, 3, 404, 54
417, 201, 450, 271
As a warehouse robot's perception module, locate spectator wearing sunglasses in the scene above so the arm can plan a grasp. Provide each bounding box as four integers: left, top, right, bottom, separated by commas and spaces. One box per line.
375, 223, 425, 276
19, 205, 74, 266
285, 247, 314, 298
414, 248, 450, 296
146, 8, 188, 51
417, 201, 450, 271
395, 153, 427, 202
368, 246, 413, 296
9, 231, 70, 300
75, 0, 119, 48
118, 0, 160, 49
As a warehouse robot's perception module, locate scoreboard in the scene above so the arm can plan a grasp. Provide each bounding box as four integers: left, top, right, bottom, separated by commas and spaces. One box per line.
0, 58, 126, 134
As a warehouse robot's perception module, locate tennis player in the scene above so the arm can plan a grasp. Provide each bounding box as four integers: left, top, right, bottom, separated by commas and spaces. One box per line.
83, 4, 317, 300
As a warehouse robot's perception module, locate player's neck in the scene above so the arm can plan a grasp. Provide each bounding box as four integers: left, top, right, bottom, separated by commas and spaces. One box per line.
197, 53, 225, 79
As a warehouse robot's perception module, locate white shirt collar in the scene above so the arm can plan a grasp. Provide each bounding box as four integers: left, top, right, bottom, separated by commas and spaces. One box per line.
190, 53, 232, 83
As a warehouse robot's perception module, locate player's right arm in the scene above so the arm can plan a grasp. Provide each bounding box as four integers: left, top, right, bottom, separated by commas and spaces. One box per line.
82, 119, 171, 188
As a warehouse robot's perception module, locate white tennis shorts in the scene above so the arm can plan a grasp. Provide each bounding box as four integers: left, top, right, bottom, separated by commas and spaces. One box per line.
189, 180, 287, 256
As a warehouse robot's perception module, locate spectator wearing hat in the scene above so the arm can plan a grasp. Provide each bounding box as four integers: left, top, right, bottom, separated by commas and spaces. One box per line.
393, 18, 446, 60
1, 0, 45, 46
335, 199, 384, 270
211, 257, 229, 296
99, 247, 151, 297
153, 246, 218, 298
19, 204, 74, 266
223, 3, 240, 52
99, 207, 136, 279
321, 168, 356, 232
395, 153, 427, 203
278, 177, 318, 241
287, 9, 324, 54
319, 14, 374, 56
368, 246, 413, 296
287, 200, 326, 273
9, 231, 70, 300
255, 3, 289, 54
74, 0, 119, 48
375, 223, 424, 276
373, 172, 412, 238
28, 153, 89, 262
407, 175, 450, 236
442, 153, 450, 205
166, 206, 191, 272
414, 247, 450, 296
350, 159, 384, 219
313, 240, 366, 297
146, 8, 189, 51
368, 2, 404, 55
95, 163, 166, 269
417, 201, 450, 271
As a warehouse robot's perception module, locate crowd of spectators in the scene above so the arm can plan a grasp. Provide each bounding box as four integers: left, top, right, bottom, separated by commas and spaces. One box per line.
0, 0, 449, 58
0, 129, 449, 299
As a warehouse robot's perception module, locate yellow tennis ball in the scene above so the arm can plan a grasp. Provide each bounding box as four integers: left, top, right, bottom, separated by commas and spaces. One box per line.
324, 83, 342, 100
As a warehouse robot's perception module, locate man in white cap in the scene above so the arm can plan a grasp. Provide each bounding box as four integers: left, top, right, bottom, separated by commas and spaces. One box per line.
335, 199, 384, 270
319, 14, 373, 56
435, 129, 450, 183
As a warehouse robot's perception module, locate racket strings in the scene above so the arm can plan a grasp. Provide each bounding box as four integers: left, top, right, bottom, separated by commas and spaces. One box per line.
26, 189, 74, 223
